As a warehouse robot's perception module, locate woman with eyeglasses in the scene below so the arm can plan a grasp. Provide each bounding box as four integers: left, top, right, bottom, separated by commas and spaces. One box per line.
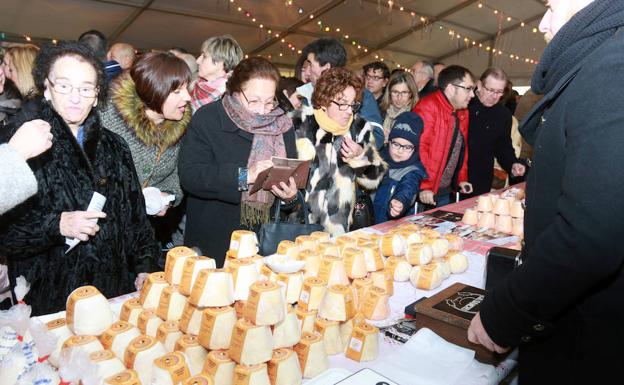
380, 70, 419, 142
179, 57, 298, 266
296, 67, 386, 235
0, 42, 160, 315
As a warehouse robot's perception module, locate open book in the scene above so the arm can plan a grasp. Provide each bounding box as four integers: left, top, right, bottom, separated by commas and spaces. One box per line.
249, 157, 311, 195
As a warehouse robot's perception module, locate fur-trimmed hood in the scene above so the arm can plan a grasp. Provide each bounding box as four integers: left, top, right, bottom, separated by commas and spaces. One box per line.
111, 75, 191, 148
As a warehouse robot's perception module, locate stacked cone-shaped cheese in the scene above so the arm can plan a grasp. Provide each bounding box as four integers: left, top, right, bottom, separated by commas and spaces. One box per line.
335, 236, 357, 254
157, 285, 188, 322
345, 322, 379, 362
179, 303, 204, 336
203, 350, 235, 385
229, 230, 259, 259
426, 238, 450, 259
89, 350, 126, 380
318, 285, 355, 322
360, 286, 390, 321
295, 235, 317, 252
272, 305, 301, 349
138, 308, 163, 338
267, 348, 302, 385
100, 321, 141, 359
276, 240, 299, 260
294, 305, 317, 334
175, 335, 207, 376
165, 246, 198, 285
342, 248, 368, 279
139, 272, 169, 309
443, 252, 469, 274
294, 332, 328, 378
157, 320, 184, 352
233, 363, 270, 385
351, 277, 373, 310
360, 246, 384, 272
384, 256, 412, 282
369, 269, 394, 296
244, 281, 286, 326
66, 285, 113, 336
228, 319, 273, 365
124, 335, 166, 385
276, 272, 304, 304
317, 256, 349, 287
180, 257, 217, 296
152, 351, 191, 385
409, 265, 443, 291
229, 258, 259, 301
120, 298, 143, 327
298, 277, 326, 312
46, 318, 74, 367
403, 231, 425, 245
62, 334, 104, 355
406, 243, 433, 266
260, 264, 278, 282
189, 269, 234, 307
198, 306, 237, 350
309, 231, 330, 243
299, 250, 321, 278
338, 315, 366, 352
380, 233, 406, 257
314, 318, 342, 355
316, 242, 340, 258
104, 369, 141, 385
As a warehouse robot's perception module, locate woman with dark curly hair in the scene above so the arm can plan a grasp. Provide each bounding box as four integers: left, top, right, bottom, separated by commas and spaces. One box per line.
0, 41, 159, 315
296, 67, 386, 235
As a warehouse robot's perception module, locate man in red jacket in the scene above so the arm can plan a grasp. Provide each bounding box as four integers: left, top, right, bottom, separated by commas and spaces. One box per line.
413, 65, 474, 207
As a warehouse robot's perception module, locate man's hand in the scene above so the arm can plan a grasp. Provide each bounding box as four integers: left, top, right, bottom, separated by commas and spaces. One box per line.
467, 312, 510, 354
60, 211, 107, 241
419, 190, 435, 205
389, 199, 404, 217
511, 163, 526, 177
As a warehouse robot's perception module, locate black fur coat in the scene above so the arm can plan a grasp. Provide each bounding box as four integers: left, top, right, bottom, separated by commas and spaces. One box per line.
0, 99, 160, 315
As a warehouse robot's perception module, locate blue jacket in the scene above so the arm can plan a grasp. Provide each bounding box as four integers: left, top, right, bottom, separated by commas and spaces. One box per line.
373, 163, 427, 224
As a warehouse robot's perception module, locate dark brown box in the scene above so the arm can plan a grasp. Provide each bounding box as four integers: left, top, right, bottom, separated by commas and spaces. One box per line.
412, 282, 509, 365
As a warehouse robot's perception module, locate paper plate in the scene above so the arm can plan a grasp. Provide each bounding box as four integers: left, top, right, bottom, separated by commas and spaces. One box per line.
264, 254, 305, 273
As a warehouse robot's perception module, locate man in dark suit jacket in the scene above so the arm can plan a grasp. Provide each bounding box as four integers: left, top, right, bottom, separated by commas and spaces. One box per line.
468, 1, 624, 384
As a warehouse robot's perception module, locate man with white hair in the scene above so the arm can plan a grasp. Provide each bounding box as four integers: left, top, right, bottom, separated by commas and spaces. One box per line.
107, 42, 136, 71
468, 1, 624, 383
409, 60, 436, 98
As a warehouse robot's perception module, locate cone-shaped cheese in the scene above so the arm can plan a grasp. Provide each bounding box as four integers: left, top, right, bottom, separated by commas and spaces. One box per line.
124, 335, 166, 385
444, 252, 469, 274
316, 242, 340, 258
244, 281, 286, 326
351, 277, 373, 310
403, 231, 425, 245
462, 207, 479, 225
276, 240, 300, 260
90, 350, 127, 381
272, 305, 301, 349
432, 260, 451, 279
335, 235, 357, 253
298, 250, 321, 278
510, 199, 524, 218
104, 369, 141, 385
384, 256, 412, 282
267, 348, 302, 385
157, 285, 189, 321
426, 238, 450, 259
294, 332, 328, 379
157, 320, 184, 352
420, 228, 441, 239
260, 264, 278, 282
138, 308, 164, 338
120, 298, 143, 327
380, 233, 406, 257
62, 334, 104, 355
233, 363, 270, 385
394, 222, 421, 233
276, 271, 304, 304
179, 303, 204, 336
298, 277, 326, 312
165, 246, 198, 285
295, 235, 317, 252
229, 258, 260, 301
198, 306, 236, 350
230, 230, 259, 259
409, 265, 443, 291
360, 246, 384, 272
314, 318, 342, 355
317, 256, 349, 287
342, 247, 368, 279
369, 269, 394, 296
189, 268, 234, 307
139, 272, 169, 309
183, 375, 214, 385
317, 285, 355, 322
101, 321, 142, 360
180, 257, 218, 296
228, 319, 273, 365
338, 315, 366, 352
203, 350, 235, 385
360, 286, 390, 321
443, 234, 464, 251
66, 285, 113, 336
405, 243, 433, 266
46, 318, 74, 367
175, 335, 207, 376
345, 322, 379, 362
294, 305, 316, 334
152, 351, 191, 385
309, 231, 331, 243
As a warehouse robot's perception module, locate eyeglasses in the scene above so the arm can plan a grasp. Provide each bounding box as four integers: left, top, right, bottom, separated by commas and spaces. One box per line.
481, 84, 505, 95
365, 74, 386, 81
47, 78, 98, 98
331, 100, 361, 112
240, 89, 279, 111
451, 83, 476, 93
390, 90, 412, 97
389, 140, 415, 152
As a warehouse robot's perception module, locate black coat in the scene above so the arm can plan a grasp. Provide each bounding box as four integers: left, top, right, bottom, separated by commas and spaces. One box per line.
479, 9, 624, 384
0, 99, 160, 315
467, 97, 517, 196
178, 100, 296, 266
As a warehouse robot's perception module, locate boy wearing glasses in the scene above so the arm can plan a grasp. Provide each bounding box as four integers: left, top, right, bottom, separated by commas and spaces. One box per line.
373, 112, 427, 223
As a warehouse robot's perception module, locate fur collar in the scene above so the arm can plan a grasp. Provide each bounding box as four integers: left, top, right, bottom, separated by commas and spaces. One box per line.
111, 75, 191, 148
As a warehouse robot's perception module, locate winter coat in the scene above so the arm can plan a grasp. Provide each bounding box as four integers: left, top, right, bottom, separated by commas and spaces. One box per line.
0, 99, 160, 315
99, 75, 190, 205
412, 90, 469, 194
295, 114, 386, 235
467, 97, 517, 196
479, 3, 624, 383
372, 164, 426, 224
0, 144, 37, 215
178, 100, 297, 266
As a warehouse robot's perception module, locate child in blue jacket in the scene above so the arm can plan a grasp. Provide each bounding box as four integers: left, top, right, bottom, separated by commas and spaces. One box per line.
373, 112, 427, 223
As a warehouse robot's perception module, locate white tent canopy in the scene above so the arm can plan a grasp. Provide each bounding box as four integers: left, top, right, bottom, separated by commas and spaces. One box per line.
1, 0, 547, 85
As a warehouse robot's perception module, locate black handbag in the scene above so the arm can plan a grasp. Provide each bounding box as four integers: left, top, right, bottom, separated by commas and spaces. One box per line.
484, 246, 523, 291
350, 188, 375, 231
258, 191, 323, 255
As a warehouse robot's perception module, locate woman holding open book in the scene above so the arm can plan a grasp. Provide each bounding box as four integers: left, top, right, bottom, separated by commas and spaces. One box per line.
179, 57, 298, 266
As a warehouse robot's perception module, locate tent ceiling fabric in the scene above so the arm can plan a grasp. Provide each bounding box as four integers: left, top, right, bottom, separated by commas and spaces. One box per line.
0, 0, 547, 85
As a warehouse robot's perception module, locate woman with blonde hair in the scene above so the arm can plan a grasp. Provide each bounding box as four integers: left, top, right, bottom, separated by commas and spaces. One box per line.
380, 70, 418, 141
2, 44, 39, 99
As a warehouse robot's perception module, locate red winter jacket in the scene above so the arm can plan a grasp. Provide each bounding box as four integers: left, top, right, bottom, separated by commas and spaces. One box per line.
412, 90, 469, 194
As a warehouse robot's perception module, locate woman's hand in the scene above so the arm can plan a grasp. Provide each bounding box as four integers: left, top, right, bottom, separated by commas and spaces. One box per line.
135, 272, 149, 291
248, 160, 274, 184
340, 136, 363, 162
9, 119, 53, 160
271, 177, 298, 201
155, 191, 172, 217
60, 211, 107, 241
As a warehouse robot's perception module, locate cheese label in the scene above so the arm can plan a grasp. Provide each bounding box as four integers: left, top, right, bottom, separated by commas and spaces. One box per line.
63, 334, 97, 350
276, 240, 296, 255
46, 318, 67, 330
417, 265, 435, 289
267, 348, 291, 383
154, 352, 191, 384
157, 321, 180, 343
260, 264, 274, 280
243, 281, 278, 323
227, 319, 251, 362
180, 257, 201, 295
165, 252, 188, 284
156, 285, 175, 320
104, 369, 141, 385
294, 332, 320, 371
178, 302, 196, 334
124, 335, 156, 368
234, 363, 266, 385
139, 272, 166, 304
137, 309, 156, 335
66, 285, 99, 327
90, 349, 115, 362
361, 286, 386, 318
100, 321, 132, 350
120, 298, 142, 323
345, 323, 378, 362
175, 335, 199, 351
299, 289, 310, 305
183, 375, 213, 385
203, 350, 232, 376
317, 256, 339, 283
384, 256, 399, 276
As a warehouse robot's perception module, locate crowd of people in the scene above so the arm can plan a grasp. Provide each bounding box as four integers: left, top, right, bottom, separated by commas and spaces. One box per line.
1, 0, 623, 382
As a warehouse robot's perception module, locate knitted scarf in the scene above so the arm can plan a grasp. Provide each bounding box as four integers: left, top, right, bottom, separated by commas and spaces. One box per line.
190, 73, 229, 112
222, 93, 292, 227
382, 104, 409, 142
313, 108, 353, 136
